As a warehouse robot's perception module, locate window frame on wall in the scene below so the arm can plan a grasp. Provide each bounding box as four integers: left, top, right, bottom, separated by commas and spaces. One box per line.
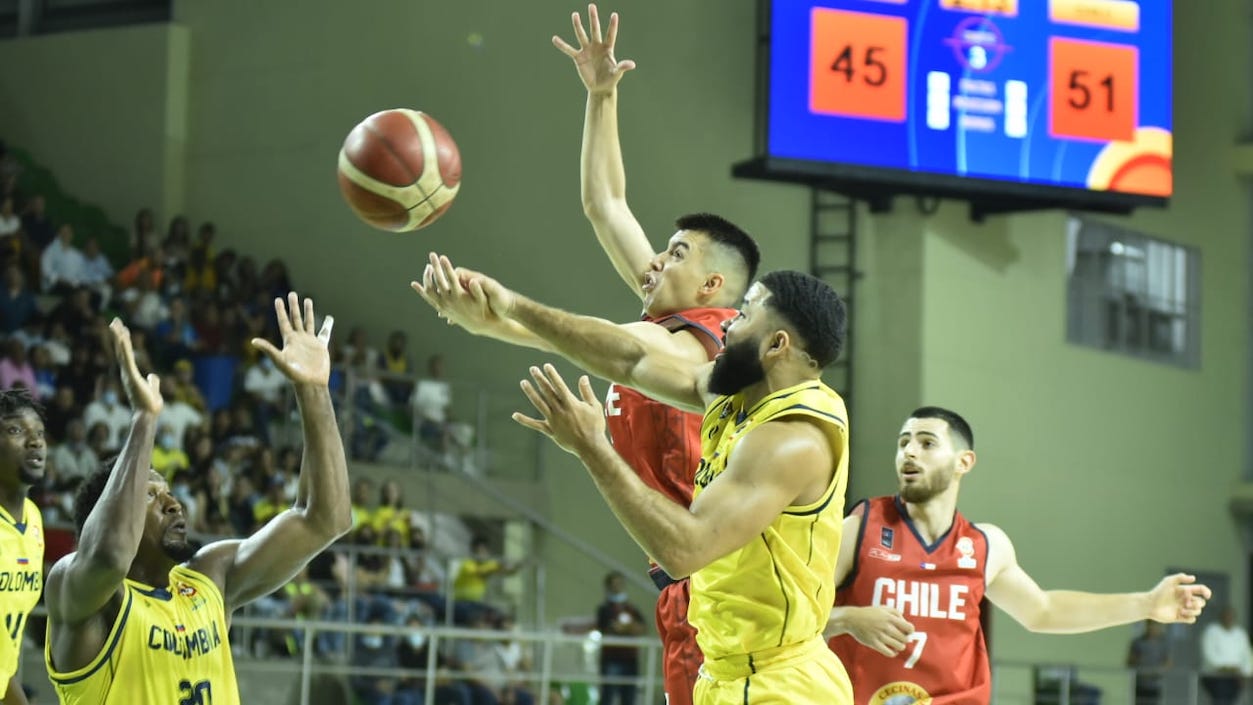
1064, 215, 1201, 369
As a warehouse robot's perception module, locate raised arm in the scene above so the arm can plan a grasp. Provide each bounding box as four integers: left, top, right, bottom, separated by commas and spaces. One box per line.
513, 365, 831, 578
193, 293, 353, 611
982, 523, 1211, 633
553, 4, 651, 295
45, 319, 162, 626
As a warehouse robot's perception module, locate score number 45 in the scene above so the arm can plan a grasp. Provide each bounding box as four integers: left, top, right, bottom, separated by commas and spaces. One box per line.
809, 9, 907, 122
830, 44, 889, 87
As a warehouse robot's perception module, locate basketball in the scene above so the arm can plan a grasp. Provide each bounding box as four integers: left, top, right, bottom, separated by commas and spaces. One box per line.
336, 109, 462, 232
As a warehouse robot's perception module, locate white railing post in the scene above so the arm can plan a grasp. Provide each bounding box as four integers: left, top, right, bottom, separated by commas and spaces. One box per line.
538, 635, 555, 705
299, 622, 315, 705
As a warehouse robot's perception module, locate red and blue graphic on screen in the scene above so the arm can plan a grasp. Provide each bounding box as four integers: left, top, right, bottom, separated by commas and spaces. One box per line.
767, 0, 1171, 198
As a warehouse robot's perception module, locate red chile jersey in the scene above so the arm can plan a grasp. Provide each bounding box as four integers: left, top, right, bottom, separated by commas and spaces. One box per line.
829, 496, 991, 705
604, 307, 734, 509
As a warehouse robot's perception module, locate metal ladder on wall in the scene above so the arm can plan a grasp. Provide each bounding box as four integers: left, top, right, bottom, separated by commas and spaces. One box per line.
809, 188, 861, 407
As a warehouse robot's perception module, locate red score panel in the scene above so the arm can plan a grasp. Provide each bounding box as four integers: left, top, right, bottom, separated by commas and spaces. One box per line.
809, 8, 908, 122
1049, 37, 1137, 142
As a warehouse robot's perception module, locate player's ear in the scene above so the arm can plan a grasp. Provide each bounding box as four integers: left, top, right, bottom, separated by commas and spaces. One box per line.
956, 449, 977, 476
702, 273, 725, 296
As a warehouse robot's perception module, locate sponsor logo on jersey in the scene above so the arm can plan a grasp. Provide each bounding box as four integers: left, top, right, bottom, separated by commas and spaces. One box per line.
868, 547, 902, 562
870, 681, 932, 704
880, 527, 894, 549
956, 536, 977, 569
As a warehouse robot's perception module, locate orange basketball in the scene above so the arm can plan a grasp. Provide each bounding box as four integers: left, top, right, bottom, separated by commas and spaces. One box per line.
336, 109, 462, 232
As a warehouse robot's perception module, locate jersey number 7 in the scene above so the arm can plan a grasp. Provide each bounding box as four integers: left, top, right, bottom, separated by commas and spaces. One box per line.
905, 631, 927, 669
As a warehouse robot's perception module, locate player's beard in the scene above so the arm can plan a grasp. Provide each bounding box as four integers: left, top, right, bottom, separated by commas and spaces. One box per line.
899, 463, 956, 504
162, 535, 200, 563
708, 337, 765, 396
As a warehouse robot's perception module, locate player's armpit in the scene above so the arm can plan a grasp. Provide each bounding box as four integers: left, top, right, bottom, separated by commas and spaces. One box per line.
665, 420, 834, 577
981, 523, 1051, 630
193, 507, 346, 612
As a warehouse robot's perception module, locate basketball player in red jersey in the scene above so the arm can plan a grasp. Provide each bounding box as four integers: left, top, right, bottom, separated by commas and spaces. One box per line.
413, 10, 757, 702
827, 407, 1212, 704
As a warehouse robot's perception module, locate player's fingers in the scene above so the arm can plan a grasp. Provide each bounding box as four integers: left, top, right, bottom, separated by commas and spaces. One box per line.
251, 338, 282, 362
273, 297, 293, 338
318, 315, 334, 345
511, 412, 551, 436
303, 297, 316, 334
529, 366, 563, 408
578, 375, 598, 405
870, 641, 897, 658
146, 373, 161, 395
437, 255, 461, 292
892, 616, 915, 634
606, 10, 620, 48
571, 11, 589, 47
552, 35, 579, 57
428, 252, 451, 292
542, 363, 576, 401
287, 291, 304, 332
519, 379, 552, 418
616, 59, 636, 74
588, 4, 602, 43
467, 279, 490, 309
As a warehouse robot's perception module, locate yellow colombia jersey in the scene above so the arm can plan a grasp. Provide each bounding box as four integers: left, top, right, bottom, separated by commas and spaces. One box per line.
0, 499, 44, 685
47, 564, 240, 705
689, 380, 849, 661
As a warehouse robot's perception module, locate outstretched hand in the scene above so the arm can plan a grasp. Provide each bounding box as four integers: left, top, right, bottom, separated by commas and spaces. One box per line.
1147, 573, 1211, 624
512, 364, 607, 457
553, 3, 636, 95
412, 252, 517, 330
251, 292, 334, 387
109, 318, 163, 415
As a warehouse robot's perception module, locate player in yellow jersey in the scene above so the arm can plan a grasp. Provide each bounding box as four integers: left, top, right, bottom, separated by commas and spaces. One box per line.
422, 263, 852, 704
0, 390, 48, 705
43, 292, 353, 705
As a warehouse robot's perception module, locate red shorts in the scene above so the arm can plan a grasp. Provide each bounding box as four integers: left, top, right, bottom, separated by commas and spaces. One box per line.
655, 577, 702, 705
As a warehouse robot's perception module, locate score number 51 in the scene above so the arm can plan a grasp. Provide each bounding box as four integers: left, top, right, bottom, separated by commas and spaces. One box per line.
810, 9, 907, 122
1049, 38, 1137, 142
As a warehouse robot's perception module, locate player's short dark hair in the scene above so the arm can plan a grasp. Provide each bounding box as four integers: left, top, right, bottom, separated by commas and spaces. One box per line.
675, 213, 761, 286
758, 270, 846, 368
909, 407, 974, 450
0, 388, 44, 422
72, 457, 118, 536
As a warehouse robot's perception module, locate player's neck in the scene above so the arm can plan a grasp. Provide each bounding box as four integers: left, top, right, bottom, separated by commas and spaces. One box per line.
0, 479, 27, 523
740, 369, 817, 408
128, 554, 177, 588
901, 493, 959, 543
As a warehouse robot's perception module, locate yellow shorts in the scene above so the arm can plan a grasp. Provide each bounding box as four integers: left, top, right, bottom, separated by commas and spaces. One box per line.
693, 637, 853, 705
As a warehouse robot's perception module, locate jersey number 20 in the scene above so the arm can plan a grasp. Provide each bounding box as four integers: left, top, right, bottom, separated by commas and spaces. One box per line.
178, 679, 213, 705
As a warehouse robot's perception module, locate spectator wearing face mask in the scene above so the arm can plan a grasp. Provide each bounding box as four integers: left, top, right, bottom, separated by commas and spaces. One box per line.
81, 378, 132, 452
596, 571, 646, 705
397, 613, 471, 705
